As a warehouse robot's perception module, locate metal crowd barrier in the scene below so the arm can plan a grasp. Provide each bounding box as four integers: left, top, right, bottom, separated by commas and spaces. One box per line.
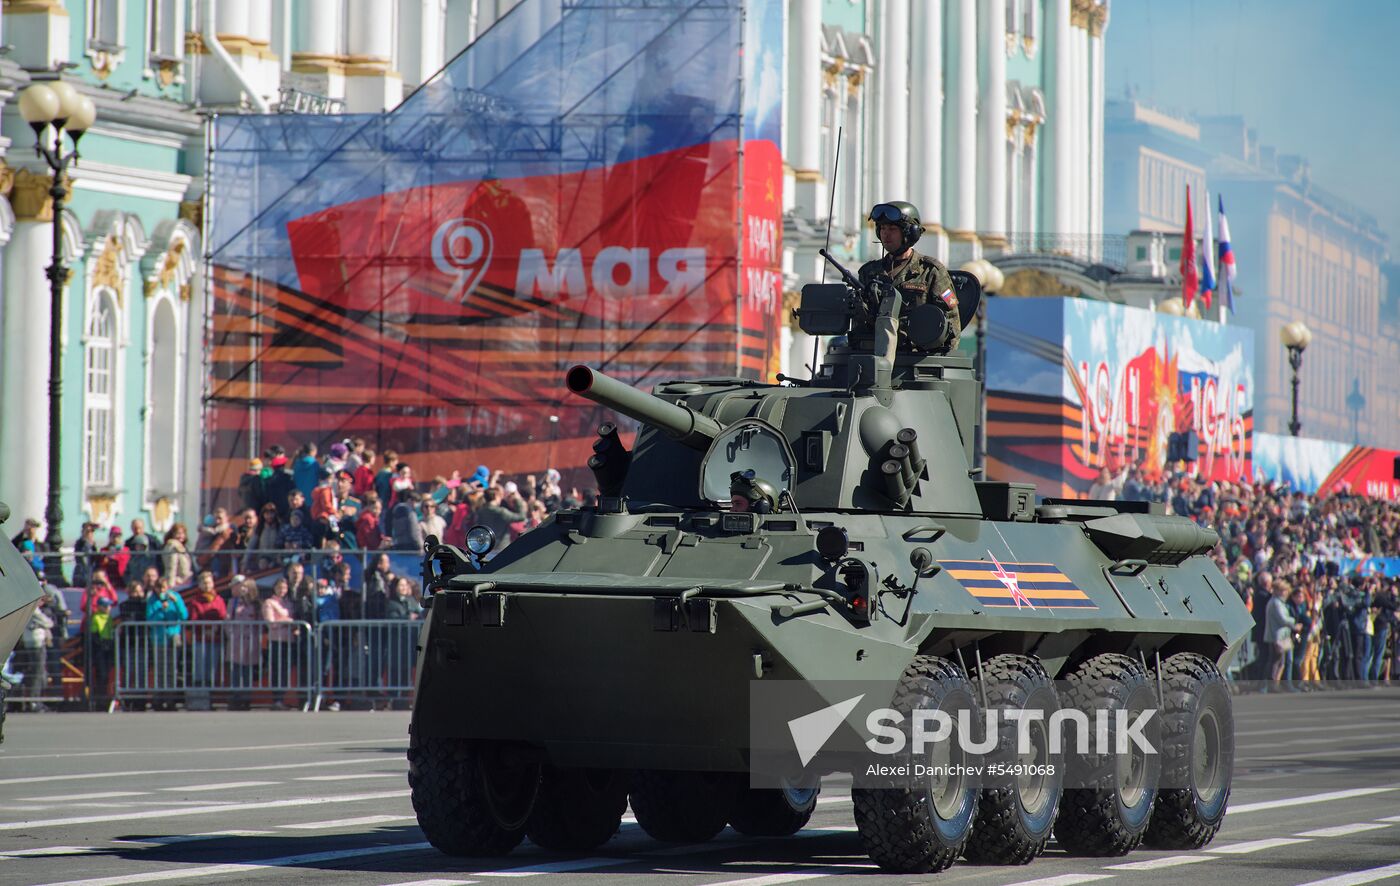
110, 618, 421, 712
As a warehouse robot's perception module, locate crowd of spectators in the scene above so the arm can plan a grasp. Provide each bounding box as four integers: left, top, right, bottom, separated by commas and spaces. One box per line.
1090, 465, 1400, 691
8, 442, 1399, 709
4, 437, 593, 711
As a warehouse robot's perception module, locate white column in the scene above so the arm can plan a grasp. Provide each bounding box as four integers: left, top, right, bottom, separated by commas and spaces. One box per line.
247, 0, 273, 42
1090, 27, 1106, 249
216, 0, 248, 36
345, 0, 402, 111
296, 0, 342, 56
347, 0, 394, 60
878, 0, 910, 203
977, 0, 1007, 248
943, 0, 978, 245
1044, 0, 1071, 235
1076, 24, 1089, 235
789, 0, 823, 217
910, 0, 943, 231
0, 220, 53, 530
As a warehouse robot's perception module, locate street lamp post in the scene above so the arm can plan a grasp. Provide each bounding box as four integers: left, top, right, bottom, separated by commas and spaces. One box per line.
17, 81, 97, 565
1279, 320, 1312, 438
961, 259, 1004, 473
1346, 377, 1365, 445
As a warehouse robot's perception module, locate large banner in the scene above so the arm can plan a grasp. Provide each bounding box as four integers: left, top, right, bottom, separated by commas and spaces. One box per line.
204, 0, 781, 507
1254, 432, 1400, 500
987, 299, 1255, 497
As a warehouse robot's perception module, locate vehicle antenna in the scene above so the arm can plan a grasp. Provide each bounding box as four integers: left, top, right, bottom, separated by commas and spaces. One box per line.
812, 125, 843, 379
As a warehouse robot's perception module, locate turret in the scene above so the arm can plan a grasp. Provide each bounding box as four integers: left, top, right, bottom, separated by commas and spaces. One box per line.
562, 262, 987, 517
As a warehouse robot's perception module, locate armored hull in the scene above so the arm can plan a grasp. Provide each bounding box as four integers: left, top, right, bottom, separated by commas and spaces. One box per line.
409, 270, 1249, 871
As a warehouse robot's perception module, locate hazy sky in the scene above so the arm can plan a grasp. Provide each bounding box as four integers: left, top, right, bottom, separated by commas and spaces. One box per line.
1106, 0, 1399, 252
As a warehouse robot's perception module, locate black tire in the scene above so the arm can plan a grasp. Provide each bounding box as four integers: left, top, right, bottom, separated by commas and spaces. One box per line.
1053, 653, 1162, 857
1145, 653, 1234, 849
527, 766, 629, 852
728, 783, 819, 837
408, 738, 539, 857
853, 655, 982, 874
630, 770, 740, 843
964, 655, 1064, 865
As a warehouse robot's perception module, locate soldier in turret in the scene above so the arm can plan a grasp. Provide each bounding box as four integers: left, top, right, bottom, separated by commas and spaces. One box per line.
856, 201, 960, 353
729, 470, 777, 514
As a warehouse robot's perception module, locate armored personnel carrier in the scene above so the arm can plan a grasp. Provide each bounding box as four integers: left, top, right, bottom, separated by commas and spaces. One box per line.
0, 502, 48, 741
410, 263, 1251, 873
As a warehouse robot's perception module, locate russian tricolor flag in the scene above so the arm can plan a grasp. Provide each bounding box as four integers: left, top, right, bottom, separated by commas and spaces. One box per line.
1199, 188, 1217, 311
1218, 195, 1236, 313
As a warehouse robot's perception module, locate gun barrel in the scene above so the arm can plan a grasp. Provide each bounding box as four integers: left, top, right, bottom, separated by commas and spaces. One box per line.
566, 365, 723, 452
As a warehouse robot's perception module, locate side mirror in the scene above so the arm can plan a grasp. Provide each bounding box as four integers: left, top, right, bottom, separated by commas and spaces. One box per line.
796, 283, 852, 336
906, 304, 950, 351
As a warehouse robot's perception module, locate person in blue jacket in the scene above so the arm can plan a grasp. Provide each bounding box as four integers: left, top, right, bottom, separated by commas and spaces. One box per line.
144, 577, 188, 710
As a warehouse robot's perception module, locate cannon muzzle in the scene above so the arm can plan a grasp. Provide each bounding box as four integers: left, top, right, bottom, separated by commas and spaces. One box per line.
566, 365, 723, 452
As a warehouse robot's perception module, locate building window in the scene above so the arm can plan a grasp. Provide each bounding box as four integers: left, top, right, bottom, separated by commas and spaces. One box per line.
84, 291, 119, 490
147, 0, 182, 60
89, 0, 124, 49
146, 298, 181, 498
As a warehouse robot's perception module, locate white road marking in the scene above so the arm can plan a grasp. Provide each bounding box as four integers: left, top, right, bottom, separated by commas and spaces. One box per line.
814, 796, 850, 806
695, 874, 834, 886
382, 881, 476, 886
0, 738, 406, 761
0, 756, 396, 786
999, 875, 1115, 886
115, 830, 277, 845
1103, 855, 1214, 871
1206, 837, 1312, 854
0, 846, 98, 858
1260, 745, 1400, 762
1229, 787, 1399, 813
1296, 823, 1393, 838
30, 840, 432, 886
473, 857, 624, 877
0, 789, 408, 832
1375, 815, 1400, 823
157, 781, 279, 792
1294, 862, 1400, 886
14, 791, 146, 802
279, 815, 415, 830
639, 826, 858, 857
295, 773, 404, 782
1236, 721, 1393, 739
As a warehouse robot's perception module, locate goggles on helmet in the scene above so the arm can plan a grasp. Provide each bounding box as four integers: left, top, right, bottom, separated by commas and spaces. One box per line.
870, 203, 907, 224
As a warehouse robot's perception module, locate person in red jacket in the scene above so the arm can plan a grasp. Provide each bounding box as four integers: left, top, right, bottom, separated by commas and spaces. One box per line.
79, 571, 120, 633
184, 571, 228, 711
352, 450, 377, 498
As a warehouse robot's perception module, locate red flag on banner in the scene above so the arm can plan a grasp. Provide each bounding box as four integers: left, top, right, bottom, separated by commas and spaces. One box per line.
1180, 185, 1198, 309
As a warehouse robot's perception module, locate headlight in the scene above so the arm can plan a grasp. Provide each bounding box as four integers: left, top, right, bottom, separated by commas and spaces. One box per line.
466, 525, 495, 556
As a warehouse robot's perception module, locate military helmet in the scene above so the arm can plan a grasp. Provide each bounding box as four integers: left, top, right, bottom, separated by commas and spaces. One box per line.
729, 470, 777, 514
870, 201, 923, 251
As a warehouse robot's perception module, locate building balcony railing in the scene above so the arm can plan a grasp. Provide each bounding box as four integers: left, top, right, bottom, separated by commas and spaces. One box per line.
994, 233, 1129, 270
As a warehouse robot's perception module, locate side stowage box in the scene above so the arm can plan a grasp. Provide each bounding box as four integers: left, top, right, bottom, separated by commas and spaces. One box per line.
974, 482, 1037, 522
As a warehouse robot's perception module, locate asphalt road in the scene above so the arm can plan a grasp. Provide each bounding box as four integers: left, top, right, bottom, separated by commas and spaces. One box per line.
1, 688, 1398, 886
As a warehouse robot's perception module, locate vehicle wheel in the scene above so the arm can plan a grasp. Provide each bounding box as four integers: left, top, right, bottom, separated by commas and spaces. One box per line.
728, 782, 819, 837
853, 655, 981, 873
1054, 653, 1162, 856
964, 655, 1064, 865
408, 737, 539, 856
630, 770, 740, 843
1145, 653, 1233, 849
527, 766, 629, 851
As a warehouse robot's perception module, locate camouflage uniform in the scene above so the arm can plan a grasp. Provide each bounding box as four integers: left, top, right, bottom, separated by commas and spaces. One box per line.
856, 250, 960, 353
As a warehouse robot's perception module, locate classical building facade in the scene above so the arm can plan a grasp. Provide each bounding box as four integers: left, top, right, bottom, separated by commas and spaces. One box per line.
0, 0, 487, 541
779, 0, 1110, 375
1103, 100, 1393, 447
